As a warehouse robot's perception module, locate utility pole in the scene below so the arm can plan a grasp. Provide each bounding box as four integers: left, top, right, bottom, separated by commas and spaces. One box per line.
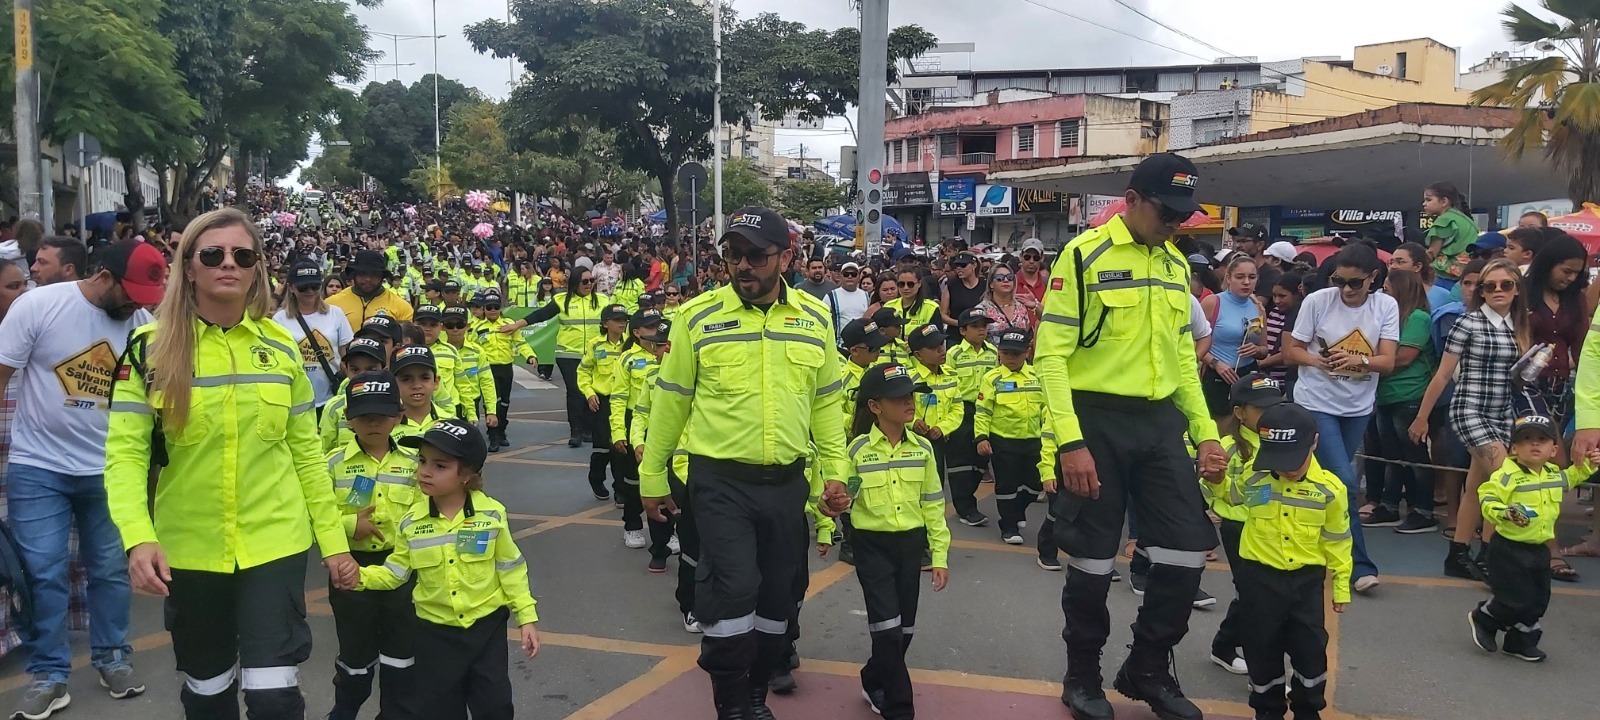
13, 0, 42, 220
432, 0, 442, 191
856, 0, 889, 257
712, 0, 724, 239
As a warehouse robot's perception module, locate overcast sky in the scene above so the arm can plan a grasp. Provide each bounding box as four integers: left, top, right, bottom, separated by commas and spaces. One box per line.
342, 0, 1527, 177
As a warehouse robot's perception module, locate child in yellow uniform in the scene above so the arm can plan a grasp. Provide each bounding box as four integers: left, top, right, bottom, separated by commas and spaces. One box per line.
948, 308, 998, 508
412, 305, 461, 417
836, 317, 892, 566
390, 346, 449, 441
356, 419, 538, 720
906, 324, 969, 526
624, 327, 700, 633
1469, 414, 1599, 662
1206, 372, 1292, 677
324, 372, 419, 720
974, 328, 1042, 546
1212, 402, 1351, 720
847, 363, 951, 719
611, 310, 676, 564
442, 305, 498, 436
320, 338, 388, 454
578, 304, 631, 509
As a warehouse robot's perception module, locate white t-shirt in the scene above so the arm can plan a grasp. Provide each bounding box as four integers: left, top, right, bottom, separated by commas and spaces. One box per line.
0, 282, 153, 475
825, 287, 873, 339
1188, 295, 1213, 340
271, 306, 354, 407
1290, 288, 1400, 417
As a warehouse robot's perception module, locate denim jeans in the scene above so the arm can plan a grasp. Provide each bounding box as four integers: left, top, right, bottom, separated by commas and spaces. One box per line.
1372, 401, 1435, 513
1307, 411, 1380, 582
5, 463, 133, 682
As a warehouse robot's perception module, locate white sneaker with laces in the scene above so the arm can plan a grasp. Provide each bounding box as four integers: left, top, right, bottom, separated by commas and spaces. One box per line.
623, 530, 648, 549
1354, 575, 1380, 594
684, 613, 702, 633
668, 534, 681, 554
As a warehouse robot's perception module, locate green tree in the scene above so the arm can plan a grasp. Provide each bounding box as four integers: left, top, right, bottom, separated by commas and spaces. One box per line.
778, 178, 848, 219
300, 144, 364, 189
407, 163, 458, 201
349, 75, 479, 196
465, 0, 934, 240
0, 0, 201, 221
697, 158, 773, 213
1472, 1, 1600, 204
157, 0, 378, 221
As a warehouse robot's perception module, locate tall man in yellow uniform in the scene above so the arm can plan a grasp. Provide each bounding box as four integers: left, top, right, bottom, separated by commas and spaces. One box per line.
1035, 154, 1227, 720
639, 208, 852, 720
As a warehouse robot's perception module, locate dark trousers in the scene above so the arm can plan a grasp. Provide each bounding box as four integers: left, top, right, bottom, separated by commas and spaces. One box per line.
944, 403, 982, 518
1039, 491, 1062, 562
328, 550, 416, 720
1211, 519, 1249, 657
1055, 392, 1215, 678
990, 436, 1042, 535
589, 395, 624, 498
165, 553, 311, 720
854, 529, 926, 720
617, 413, 675, 554
555, 357, 587, 439
411, 607, 513, 720
1372, 400, 1435, 513
489, 363, 512, 440
670, 471, 700, 618
689, 456, 809, 712
1235, 559, 1328, 718
1477, 537, 1550, 654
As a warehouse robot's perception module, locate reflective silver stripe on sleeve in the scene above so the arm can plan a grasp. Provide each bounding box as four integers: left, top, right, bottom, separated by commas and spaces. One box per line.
1271, 493, 1330, 510
109, 401, 152, 415
847, 436, 872, 457
657, 378, 693, 396
482, 509, 503, 521
1511, 480, 1566, 492
1041, 313, 1080, 328
260, 337, 297, 360
687, 301, 727, 330
192, 373, 293, 388
800, 303, 829, 329
496, 557, 526, 571
384, 560, 408, 579
816, 379, 843, 396
376, 474, 411, 486
695, 332, 764, 351
1088, 278, 1188, 293
1321, 528, 1351, 541
407, 535, 454, 549
1079, 238, 1115, 269
290, 401, 314, 414
854, 459, 927, 473
921, 492, 944, 502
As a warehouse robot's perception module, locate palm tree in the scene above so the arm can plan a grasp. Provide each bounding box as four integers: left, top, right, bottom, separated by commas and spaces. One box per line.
1471, 1, 1600, 204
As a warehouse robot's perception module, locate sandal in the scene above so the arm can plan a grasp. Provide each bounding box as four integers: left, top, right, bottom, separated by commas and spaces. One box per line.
1358, 502, 1377, 520
1551, 557, 1580, 582
1561, 540, 1600, 558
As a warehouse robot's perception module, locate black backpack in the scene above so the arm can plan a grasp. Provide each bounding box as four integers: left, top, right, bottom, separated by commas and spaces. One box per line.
0, 520, 35, 640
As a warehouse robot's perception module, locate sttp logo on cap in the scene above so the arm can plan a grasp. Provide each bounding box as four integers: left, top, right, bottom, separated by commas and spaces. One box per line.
1127, 153, 1203, 215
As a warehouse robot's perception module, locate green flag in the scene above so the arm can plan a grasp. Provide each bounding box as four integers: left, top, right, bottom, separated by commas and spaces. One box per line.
503, 307, 557, 364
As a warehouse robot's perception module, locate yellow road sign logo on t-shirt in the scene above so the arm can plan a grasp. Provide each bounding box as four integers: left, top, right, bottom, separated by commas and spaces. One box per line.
1322, 329, 1374, 382
299, 329, 333, 368
55, 340, 118, 408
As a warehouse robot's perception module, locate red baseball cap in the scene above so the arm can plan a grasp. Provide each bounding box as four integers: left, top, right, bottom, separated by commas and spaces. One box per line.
101, 239, 168, 306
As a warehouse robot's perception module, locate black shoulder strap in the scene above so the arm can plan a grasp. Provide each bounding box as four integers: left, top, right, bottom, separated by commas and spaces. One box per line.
1074, 244, 1109, 349
292, 311, 342, 386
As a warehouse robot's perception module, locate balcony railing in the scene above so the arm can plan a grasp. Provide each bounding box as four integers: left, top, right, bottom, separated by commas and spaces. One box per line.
958, 152, 996, 166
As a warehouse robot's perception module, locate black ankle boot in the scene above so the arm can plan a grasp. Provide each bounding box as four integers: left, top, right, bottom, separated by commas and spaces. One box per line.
1061, 654, 1112, 720
1114, 646, 1202, 720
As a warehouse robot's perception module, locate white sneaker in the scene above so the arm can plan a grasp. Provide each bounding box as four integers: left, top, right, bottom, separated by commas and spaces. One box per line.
623, 530, 648, 549
1002, 534, 1024, 545
1354, 575, 1380, 594
1018, 520, 1027, 530
668, 534, 681, 554
684, 613, 702, 633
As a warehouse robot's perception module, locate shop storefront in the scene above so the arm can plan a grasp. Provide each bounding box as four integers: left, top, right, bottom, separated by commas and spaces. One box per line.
1005, 188, 1071, 248
1266, 207, 1407, 241
883, 172, 934, 242
934, 178, 978, 242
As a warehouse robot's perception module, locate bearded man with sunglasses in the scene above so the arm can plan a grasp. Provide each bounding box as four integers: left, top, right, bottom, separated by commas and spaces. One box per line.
639, 207, 852, 720
1035, 153, 1226, 720
327, 249, 414, 331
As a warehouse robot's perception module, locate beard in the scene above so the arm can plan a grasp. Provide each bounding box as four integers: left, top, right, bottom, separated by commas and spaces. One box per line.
733, 269, 780, 303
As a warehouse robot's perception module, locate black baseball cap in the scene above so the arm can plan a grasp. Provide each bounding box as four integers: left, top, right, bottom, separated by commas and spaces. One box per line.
958, 308, 996, 327
602, 303, 631, 322
442, 280, 462, 293
414, 305, 444, 322
870, 307, 904, 328
351, 250, 388, 276
1230, 372, 1286, 409
841, 318, 890, 351
996, 328, 1032, 352
1511, 414, 1561, 443
1254, 403, 1319, 473
390, 345, 436, 374
641, 318, 671, 344
478, 290, 503, 307
857, 363, 929, 401
345, 337, 387, 364
630, 308, 663, 329
1127, 153, 1202, 214
290, 261, 323, 289
951, 251, 978, 267
721, 207, 790, 250
356, 316, 402, 344
907, 323, 946, 351
400, 418, 488, 472
1230, 223, 1266, 240
345, 371, 402, 418
426, 280, 446, 294
442, 306, 470, 325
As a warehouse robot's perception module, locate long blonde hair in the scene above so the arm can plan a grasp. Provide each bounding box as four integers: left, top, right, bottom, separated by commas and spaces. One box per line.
1472, 258, 1532, 353
147, 208, 273, 430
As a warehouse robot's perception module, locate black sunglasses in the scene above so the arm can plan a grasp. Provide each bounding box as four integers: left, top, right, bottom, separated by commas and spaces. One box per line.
992, 274, 1015, 282
483, 304, 502, 311
1141, 195, 1190, 225
665, 291, 681, 297
444, 321, 468, 330
578, 277, 595, 285
194, 246, 260, 268
722, 247, 780, 267
1326, 275, 1371, 290
1022, 251, 1042, 260
897, 281, 918, 288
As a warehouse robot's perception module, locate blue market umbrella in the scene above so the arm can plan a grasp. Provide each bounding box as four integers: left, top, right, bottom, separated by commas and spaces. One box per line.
813, 214, 906, 241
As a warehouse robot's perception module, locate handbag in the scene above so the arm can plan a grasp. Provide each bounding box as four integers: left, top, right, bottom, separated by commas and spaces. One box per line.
292, 310, 345, 387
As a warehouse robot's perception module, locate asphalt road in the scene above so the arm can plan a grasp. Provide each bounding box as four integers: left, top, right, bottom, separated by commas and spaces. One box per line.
4, 369, 1599, 719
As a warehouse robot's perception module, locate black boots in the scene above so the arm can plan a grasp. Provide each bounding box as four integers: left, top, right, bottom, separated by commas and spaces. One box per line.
1113, 646, 1202, 720
713, 674, 755, 720
1061, 653, 1113, 720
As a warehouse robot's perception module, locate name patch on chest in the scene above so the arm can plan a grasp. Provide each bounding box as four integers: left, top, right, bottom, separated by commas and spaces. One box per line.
703, 320, 740, 333
1096, 270, 1133, 283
